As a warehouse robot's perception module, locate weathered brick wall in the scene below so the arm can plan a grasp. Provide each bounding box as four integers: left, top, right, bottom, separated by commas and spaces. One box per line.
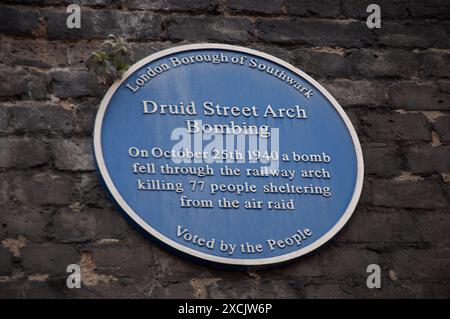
0, 0, 449, 298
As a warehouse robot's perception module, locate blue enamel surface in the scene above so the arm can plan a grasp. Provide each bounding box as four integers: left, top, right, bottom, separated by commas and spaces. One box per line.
99, 48, 358, 261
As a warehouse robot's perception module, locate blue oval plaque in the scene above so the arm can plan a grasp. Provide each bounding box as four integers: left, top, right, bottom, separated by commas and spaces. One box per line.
94, 44, 364, 267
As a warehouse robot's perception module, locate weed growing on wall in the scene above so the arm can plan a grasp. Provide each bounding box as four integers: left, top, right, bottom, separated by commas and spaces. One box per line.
87, 34, 131, 86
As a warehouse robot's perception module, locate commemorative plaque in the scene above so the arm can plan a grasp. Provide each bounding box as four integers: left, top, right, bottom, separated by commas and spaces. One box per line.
94, 44, 364, 267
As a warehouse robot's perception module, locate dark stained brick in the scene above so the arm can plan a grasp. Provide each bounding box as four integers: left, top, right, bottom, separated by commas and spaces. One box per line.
52, 207, 130, 242
389, 248, 450, 280
371, 180, 447, 209
434, 116, 450, 144
227, 0, 283, 15
256, 18, 375, 47
51, 70, 102, 98
0, 69, 48, 100
285, 0, 340, 17
21, 243, 79, 275
363, 144, 403, 177
379, 21, 450, 49
51, 138, 95, 171
388, 82, 450, 110
127, 0, 220, 12
166, 16, 253, 43
0, 247, 13, 274
406, 146, 450, 175
0, 206, 50, 241
0, 137, 48, 169
351, 49, 419, 78
291, 48, 351, 78
11, 173, 76, 205
362, 113, 431, 142
0, 5, 40, 37
324, 80, 388, 107
9, 103, 76, 135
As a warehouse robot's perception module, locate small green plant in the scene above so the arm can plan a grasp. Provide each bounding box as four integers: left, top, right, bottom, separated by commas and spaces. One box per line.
87, 34, 131, 86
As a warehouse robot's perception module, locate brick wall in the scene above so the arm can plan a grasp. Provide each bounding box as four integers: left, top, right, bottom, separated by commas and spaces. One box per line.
0, 0, 449, 298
